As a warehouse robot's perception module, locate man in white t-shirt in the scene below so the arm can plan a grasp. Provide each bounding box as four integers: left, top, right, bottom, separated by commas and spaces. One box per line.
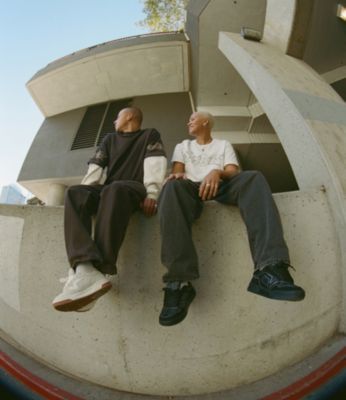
157, 111, 305, 326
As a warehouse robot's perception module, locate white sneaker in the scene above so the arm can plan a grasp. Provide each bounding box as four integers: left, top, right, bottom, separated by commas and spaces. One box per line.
75, 274, 115, 312
52, 263, 112, 312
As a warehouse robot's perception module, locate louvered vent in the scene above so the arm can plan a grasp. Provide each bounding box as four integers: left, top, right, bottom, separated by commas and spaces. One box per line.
71, 104, 107, 150
97, 99, 132, 145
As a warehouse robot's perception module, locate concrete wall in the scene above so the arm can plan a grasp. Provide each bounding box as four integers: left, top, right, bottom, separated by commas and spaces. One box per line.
0, 188, 342, 396
186, 0, 266, 107
264, 0, 346, 76
18, 107, 88, 182
303, 0, 346, 74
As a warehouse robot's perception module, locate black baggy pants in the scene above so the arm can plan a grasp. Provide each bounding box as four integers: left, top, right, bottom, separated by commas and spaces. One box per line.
64, 181, 146, 274
158, 171, 290, 282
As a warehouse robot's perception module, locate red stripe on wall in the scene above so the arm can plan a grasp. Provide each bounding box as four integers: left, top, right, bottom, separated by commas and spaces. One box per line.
0, 351, 84, 400
261, 347, 346, 400
0, 346, 345, 400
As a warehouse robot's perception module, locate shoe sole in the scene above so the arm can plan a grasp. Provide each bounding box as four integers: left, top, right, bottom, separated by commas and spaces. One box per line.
159, 309, 188, 326
159, 290, 196, 327
53, 282, 112, 312
76, 300, 97, 312
247, 281, 305, 301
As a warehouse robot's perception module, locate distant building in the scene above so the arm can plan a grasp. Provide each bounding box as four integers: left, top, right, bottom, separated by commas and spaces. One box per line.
0, 184, 26, 205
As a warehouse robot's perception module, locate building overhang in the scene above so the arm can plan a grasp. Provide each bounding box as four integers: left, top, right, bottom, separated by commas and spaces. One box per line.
26, 32, 190, 117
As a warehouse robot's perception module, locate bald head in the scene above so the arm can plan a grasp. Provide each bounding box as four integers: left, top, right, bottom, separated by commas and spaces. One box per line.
123, 107, 143, 125
194, 111, 214, 129
114, 106, 143, 132
187, 111, 216, 138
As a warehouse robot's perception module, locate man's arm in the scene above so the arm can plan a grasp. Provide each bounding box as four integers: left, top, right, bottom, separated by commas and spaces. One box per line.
81, 134, 110, 185
81, 163, 104, 185
142, 156, 167, 216
165, 161, 186, 180
199, 164, 239, 201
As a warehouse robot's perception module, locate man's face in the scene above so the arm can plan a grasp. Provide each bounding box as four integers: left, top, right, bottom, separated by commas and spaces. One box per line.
187, 113, 206, 136
114, 110, 129, 132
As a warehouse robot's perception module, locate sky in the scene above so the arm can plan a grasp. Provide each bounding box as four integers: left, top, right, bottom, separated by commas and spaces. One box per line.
0, 0, 148, 195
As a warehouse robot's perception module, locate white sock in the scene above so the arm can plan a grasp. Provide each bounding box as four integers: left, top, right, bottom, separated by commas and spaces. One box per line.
76, 262, 96, 274
165, 281, 189, 290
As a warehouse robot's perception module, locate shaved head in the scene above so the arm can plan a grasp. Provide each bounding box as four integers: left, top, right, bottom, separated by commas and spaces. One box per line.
194, 111, 214, 129
123, 107, 143, 125
114, 106, 143, 132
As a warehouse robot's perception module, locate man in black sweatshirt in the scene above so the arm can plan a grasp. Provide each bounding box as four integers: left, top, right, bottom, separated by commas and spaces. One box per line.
52, 107, 167, 312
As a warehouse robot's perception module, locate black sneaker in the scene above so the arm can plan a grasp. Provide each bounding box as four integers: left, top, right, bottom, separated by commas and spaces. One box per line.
247, 262, 305, 301
159, 283, 196, 326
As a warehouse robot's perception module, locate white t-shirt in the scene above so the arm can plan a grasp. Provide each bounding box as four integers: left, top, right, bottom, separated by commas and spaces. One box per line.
172, 139, 239, 182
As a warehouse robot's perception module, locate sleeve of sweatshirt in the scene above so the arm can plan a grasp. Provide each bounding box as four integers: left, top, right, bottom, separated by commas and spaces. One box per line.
81, 163, 104, 185
143, 156, 167, 200
87, 134, 110, 168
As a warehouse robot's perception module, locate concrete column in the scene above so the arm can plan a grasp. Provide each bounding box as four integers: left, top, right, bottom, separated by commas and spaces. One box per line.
46, 183, 66, 206
263, 0, 296, 52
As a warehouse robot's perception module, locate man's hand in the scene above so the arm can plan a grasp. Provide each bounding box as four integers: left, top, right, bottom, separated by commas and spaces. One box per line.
199, 170, 222, 201
141, 197, 158, 217
167, 172, 187, 180
163, 172, 187, 185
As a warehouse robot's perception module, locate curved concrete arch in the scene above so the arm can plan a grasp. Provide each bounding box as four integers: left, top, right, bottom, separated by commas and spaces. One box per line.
219, 32, 346, 331
26, 33, 190, 117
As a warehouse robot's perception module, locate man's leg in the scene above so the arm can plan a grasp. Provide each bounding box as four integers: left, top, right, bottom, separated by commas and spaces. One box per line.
216, 171, 305, 301
158, 179, 202, 326
159, 179, 203, 281
64, 184, 104, 268
216, 171, 289, 268
94, 180, 146, 274
53, 184, 112, 312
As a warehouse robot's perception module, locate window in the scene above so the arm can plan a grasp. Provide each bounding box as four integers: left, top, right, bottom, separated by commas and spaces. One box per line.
71, 99, 132, 150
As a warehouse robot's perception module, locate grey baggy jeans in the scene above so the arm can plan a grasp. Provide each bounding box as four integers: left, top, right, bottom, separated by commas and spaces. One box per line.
158, 171, 290, 282
64, 181, 146, 274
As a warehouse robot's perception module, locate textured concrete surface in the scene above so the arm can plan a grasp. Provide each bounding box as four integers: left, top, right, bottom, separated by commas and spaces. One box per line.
0, 188, 342, 395
1, 332, 345, 400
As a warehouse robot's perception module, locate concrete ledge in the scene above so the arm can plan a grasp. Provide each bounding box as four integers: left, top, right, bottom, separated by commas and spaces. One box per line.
0, 189, 342, 395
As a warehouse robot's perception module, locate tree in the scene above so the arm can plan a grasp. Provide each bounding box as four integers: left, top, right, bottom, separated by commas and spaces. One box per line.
138, 0, 188, 32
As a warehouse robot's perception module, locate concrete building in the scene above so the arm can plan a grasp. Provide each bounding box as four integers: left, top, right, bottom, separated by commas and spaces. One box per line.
1, 0, 346, 397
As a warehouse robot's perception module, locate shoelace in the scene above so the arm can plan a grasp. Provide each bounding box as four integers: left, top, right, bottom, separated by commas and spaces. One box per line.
263, 263, 295, 286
